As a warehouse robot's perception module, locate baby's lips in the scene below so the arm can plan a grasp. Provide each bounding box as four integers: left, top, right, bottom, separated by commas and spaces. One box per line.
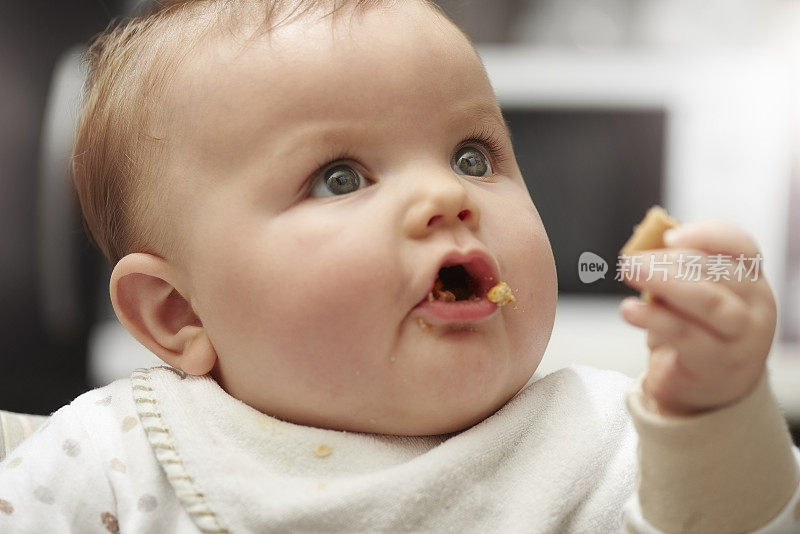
414, 293, 499, 325
413, 247, 504, 311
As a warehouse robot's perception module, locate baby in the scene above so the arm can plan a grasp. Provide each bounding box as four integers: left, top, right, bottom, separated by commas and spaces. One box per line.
2, 0, 800, 532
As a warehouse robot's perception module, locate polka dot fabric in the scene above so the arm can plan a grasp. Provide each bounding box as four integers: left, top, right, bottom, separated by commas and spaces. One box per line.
0, 376, 198, 532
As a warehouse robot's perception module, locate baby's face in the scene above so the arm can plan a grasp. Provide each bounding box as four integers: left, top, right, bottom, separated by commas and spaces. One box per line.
161, 2, 557, 435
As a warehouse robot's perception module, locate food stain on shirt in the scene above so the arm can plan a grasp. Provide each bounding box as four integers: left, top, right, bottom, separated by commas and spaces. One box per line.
314, 444, 332, 458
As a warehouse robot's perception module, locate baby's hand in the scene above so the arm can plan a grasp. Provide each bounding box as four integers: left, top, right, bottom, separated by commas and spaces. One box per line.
619, 221, 777, 416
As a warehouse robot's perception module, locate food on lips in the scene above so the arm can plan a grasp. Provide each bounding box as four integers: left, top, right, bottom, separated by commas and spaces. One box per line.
487, 282, 515, 306
424, 261, 516, 307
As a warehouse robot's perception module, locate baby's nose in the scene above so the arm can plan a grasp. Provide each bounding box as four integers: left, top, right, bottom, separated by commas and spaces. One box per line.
402, 171, 481, 239
426, 210, 472, 228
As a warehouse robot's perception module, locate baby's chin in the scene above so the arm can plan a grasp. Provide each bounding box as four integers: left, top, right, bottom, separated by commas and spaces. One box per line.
347, 368, 539, 436
207, 325, 546, 436
366, 332, 544, 435
357, 388, 528, 436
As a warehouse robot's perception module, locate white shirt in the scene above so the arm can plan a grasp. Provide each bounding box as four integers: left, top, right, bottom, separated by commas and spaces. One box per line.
0, 364, 798, 533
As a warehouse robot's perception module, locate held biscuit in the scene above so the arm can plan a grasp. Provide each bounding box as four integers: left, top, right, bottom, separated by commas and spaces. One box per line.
620, 206, 679, 256
619, 206, 680, 303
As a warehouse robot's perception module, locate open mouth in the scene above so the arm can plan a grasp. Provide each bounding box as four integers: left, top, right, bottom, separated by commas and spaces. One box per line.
422, 254, 498, 305
429, 265, 483, 302
414, 253, 501, 325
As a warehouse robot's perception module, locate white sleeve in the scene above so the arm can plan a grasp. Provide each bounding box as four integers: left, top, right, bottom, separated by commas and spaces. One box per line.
0, 404, 117, 533
622, 446, 800, 534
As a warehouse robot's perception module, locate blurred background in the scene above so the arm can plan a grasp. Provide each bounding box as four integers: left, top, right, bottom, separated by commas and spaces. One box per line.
0, 0, 798, 442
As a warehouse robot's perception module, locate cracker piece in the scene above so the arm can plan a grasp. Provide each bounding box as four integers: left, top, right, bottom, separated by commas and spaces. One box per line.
619, 206, 681, 303
620, 206, 679, 257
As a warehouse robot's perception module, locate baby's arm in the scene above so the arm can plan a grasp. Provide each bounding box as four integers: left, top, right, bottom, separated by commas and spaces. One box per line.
624, 368, 800, 533
0, 404, 117, 532
619, 220, 800, 533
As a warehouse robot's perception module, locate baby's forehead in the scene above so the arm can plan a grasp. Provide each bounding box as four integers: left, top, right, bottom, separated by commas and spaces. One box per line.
185, 2, 464, 77
161, 2, 493, 155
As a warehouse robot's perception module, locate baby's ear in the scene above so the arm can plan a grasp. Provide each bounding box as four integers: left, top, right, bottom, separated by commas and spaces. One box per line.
109, 253, 216, 376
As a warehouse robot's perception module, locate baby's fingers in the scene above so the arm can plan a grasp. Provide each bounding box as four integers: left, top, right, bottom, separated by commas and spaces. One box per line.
622, 271, 749, 341
665, 220, 760, 258
620, 298, 730, 379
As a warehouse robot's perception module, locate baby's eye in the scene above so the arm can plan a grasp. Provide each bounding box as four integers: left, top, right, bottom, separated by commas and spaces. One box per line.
309, 164, 368, 198
452, 146, 492, 177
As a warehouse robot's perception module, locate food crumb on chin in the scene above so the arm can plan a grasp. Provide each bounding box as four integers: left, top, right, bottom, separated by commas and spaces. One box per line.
417, 317, 432, 331
487, 282, 515, 306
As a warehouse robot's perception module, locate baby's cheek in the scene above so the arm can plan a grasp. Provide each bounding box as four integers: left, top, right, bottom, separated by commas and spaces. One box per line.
493, 196, 554, 284
241, 236, 393, 366
497, 199, 557, 362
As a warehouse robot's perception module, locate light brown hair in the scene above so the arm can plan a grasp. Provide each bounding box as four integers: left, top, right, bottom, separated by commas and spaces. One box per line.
72, 0, 453, 266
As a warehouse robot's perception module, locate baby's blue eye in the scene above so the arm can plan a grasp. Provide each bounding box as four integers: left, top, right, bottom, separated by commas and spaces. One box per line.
310, 164, 366, 197
453, 146, 491, 177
